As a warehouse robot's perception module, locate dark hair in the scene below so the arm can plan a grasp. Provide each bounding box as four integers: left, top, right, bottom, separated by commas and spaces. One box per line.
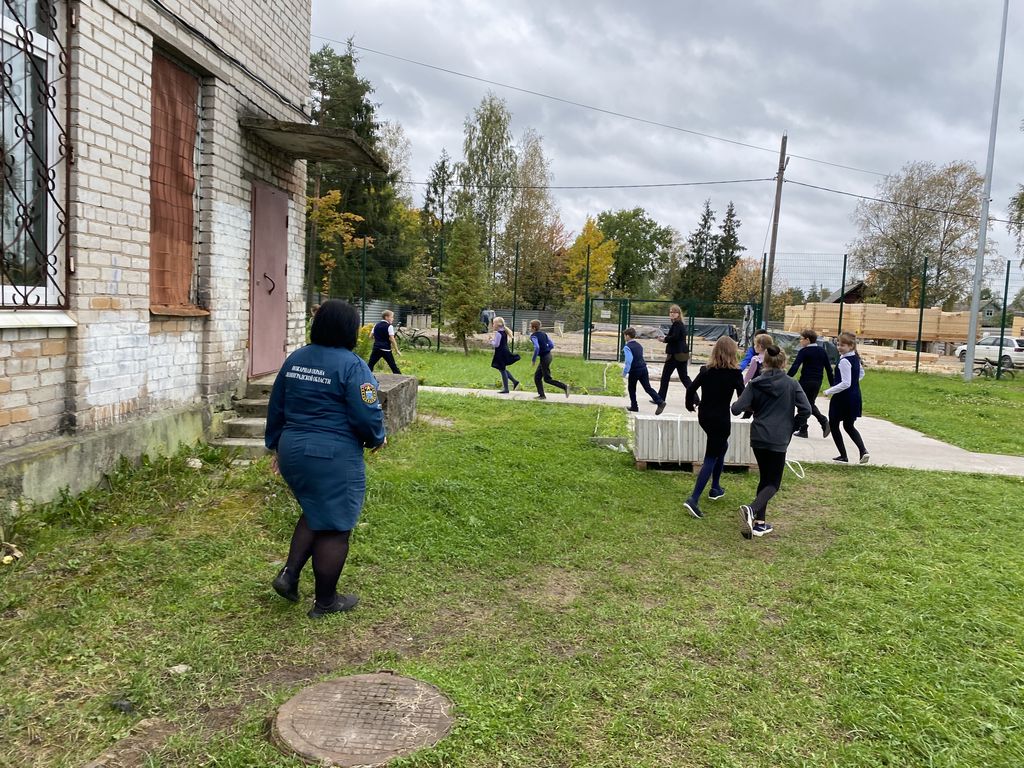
624, 327, 637, 339
800, 329, 818, 343
756, 327, 767, 334
310, 299, 360, 349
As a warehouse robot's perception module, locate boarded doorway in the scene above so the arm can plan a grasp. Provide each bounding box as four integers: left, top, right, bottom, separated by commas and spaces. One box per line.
249, 182, 289, 377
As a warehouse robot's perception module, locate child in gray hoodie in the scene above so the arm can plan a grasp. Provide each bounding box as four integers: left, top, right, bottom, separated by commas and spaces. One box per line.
730, 341, 811, 538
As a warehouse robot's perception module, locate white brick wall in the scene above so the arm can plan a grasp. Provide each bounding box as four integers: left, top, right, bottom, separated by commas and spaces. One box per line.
2, 0, 310, 449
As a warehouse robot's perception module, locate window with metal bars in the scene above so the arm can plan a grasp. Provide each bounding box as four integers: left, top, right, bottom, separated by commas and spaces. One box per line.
1, 0, 68, 309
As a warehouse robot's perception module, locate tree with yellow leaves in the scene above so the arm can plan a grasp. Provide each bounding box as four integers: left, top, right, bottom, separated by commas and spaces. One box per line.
563, 217, 616, 307
307, 190, 372, 296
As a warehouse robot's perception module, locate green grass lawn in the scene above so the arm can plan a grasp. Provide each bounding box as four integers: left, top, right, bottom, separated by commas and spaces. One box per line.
382, 347, 625, 396
860, 368, 1024, 455
2, 394, 1023, 766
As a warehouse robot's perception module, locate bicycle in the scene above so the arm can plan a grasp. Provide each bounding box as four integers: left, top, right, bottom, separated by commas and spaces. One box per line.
972, 360, 1016, 380
395, 324, 433, 350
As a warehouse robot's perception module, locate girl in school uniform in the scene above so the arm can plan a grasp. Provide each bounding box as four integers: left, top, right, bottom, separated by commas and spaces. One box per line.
824, 331, 870, 464
490, 316, 521, 393
683, 336, 745, 519
731, 343, 811, 538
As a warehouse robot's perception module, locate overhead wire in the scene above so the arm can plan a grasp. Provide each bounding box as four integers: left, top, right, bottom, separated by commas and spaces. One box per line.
310, 34, 889, 178
785, 179, 1016, 225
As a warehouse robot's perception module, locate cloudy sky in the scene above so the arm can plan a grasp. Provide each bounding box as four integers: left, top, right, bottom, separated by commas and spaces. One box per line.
311, 0, 1024, 299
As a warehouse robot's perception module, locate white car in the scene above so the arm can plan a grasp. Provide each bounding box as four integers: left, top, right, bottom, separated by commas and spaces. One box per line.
955, 336, 1024, 368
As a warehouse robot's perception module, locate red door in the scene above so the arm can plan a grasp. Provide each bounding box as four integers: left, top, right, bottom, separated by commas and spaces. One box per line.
249, 182, 289, 376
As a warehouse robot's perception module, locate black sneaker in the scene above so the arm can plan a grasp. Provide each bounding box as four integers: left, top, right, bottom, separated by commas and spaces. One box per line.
752, 521, 774, 537
564, 385, 570, 398
535, 394, 547, 400
655, 401, 667, 415
512, 380, 520, 391
794, 428, 809, 439
272, 567, 299, 603
307, 594, 359, 619
832, 455, 849, 463
739, 505, 754, 539
821, 420, 831, 438
684, 499, 703, 519
708, 487, 725, 501
626, 406, 639, 413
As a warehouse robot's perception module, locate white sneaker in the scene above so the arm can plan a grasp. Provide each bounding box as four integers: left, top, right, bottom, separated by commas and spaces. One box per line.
859, 453, 871, 465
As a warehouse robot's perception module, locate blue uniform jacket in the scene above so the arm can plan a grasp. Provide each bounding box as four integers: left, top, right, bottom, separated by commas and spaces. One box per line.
265, 344, 386, 531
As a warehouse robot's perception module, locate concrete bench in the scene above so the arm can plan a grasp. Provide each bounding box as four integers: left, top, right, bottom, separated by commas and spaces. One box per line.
631, 413, 754, 468
374, 374, 419, 436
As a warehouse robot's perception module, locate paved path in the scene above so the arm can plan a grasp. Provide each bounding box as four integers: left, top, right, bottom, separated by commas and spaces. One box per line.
419, 384, 1024, 476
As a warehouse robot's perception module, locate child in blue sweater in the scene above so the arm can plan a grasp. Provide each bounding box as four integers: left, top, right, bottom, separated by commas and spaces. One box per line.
623, 328, 666, 415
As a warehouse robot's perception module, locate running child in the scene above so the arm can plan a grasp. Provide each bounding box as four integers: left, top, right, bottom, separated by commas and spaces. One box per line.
824, 331, 870, 464
623, 328, 666, 415
529, 319, 569, 399
731, 342, 811, 538
490, 316, 521, 393
368, 310, 401, 374
682, 336, 745, 519
787, 329, 833, 438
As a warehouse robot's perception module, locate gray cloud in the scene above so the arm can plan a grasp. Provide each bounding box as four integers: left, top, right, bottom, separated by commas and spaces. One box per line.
312, 0, 1024, 294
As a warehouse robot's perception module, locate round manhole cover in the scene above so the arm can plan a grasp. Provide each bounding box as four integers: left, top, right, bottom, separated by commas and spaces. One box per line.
272, 672, 454, 766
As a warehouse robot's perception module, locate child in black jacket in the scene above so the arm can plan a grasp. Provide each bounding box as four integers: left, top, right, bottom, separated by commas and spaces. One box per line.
683, 336, 745, 519
787, 329, 833, 438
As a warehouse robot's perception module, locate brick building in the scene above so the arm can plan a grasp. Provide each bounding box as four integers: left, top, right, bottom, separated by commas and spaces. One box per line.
1, 0, 381, 504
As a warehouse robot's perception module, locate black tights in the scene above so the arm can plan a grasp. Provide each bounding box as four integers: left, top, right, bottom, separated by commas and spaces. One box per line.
750, 447, 787, 521
284, 514, 352, 606
829, 413, 867, 459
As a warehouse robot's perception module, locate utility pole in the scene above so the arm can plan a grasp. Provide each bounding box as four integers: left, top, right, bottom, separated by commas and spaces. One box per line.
761, 133, 788, 326
965, 0, 1009, 381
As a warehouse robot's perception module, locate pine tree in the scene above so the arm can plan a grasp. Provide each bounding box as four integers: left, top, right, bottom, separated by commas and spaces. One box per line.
673, 200, 719, 305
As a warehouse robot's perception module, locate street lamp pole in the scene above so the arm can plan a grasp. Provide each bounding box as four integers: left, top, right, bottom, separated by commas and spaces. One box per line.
965, 0, 1009, 381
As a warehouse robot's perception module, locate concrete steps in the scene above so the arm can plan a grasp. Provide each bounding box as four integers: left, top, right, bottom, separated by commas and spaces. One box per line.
209, 380, 271, 458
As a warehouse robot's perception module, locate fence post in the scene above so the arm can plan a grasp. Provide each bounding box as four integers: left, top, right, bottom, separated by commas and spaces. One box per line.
360, 238, 367, 326
915, 256, 928, 373
996, 259, 1011, 379
583, 244, 591, 360
510, 241, 520, 352
435, 232, 444, 352
837, 253, 848, 336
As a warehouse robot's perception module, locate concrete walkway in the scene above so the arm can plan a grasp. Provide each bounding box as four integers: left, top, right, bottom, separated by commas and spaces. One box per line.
419, 384, 1024, 476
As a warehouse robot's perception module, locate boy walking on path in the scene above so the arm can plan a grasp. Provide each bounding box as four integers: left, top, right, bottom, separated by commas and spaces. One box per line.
529, 320, 569, 399
623, 328, 667, 415
788, 329, 833, 438
368, 310, 401, 374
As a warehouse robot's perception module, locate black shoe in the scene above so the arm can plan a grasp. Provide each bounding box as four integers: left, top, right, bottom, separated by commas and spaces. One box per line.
832, 455, 849, 463
708, 487, 725, 501
564, 385, 570, 398
655, 401, 667, 415
535, 394, 547, 400
684, 499, 704, 519
307, 594, 359, 619
821, 420, 831, 438
794, 429, 809, 439
752, 521, 774, 537
626, 406, 639, 413
512, 380, 520, 391
272, 567, 300, 603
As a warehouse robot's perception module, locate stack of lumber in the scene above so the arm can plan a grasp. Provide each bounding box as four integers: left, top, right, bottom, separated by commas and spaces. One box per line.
784, 303, 971, 341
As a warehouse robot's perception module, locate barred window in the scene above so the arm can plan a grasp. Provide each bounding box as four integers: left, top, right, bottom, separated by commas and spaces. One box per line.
1, 0, 67, 309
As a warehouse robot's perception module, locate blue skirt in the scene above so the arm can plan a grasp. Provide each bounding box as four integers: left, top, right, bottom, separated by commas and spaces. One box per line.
277, 430, 366, 531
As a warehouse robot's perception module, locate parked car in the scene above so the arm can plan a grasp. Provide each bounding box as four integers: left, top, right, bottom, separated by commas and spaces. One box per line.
954, 336, 1024, 368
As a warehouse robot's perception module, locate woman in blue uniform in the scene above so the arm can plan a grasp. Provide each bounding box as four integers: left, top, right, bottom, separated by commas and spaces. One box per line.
265, 300, 387, 618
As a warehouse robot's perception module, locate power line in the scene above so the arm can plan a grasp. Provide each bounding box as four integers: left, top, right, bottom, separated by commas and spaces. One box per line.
785, 178, 1015, 225
311, 34, 889, 178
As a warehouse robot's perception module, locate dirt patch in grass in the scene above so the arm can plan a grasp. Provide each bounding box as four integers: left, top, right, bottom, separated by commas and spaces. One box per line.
82, 718, 179, 768
525, 566, 583, 609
